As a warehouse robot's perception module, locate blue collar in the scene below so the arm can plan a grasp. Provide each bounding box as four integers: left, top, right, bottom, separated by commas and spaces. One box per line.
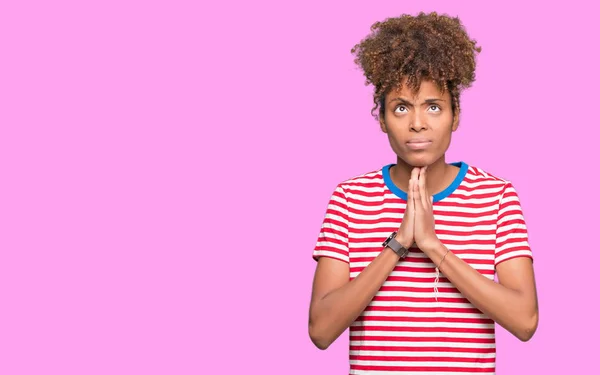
382, 162, 469, 202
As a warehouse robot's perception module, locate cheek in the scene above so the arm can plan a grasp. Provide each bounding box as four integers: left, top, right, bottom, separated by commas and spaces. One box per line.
435, 129, 453, 151
389, 128, 406, 144
385, 130, 406, 155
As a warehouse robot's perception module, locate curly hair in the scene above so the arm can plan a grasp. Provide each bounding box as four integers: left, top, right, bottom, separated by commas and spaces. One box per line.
350, 12, 482, 122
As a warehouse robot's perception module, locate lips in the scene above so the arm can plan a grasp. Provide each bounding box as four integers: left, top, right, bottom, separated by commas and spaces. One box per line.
406, 139, 432, 150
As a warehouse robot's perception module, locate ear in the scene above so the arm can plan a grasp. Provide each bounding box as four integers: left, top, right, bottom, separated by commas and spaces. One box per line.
379, 116, 388, 133
451, 109, 460, 132
378, 97, 388, 133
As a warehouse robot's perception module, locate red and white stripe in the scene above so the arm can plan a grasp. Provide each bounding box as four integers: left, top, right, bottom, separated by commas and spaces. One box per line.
313, 165, 532, 374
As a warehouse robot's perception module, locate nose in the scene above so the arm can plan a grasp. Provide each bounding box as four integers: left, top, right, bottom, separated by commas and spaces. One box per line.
410, 111, 428, 132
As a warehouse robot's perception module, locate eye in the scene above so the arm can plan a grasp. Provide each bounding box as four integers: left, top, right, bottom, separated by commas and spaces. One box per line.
394, 105, 408, 113
428, 105, 440, 112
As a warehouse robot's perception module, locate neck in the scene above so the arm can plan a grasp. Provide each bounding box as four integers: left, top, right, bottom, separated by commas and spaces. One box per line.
390, 155, 456, 196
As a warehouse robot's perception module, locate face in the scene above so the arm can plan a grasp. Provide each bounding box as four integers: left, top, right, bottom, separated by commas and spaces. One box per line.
380, 78, 459, 167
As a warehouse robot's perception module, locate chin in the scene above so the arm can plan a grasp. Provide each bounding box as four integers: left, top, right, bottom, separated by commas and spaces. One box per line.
399, 153, 436, 168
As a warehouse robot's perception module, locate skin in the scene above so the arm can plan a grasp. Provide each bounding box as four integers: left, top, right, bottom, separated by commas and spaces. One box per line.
308, 78, 539, 350
381, 78, 461, 250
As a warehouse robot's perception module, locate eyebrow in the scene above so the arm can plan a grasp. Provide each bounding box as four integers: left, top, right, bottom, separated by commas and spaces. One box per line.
388, 98, 445, 105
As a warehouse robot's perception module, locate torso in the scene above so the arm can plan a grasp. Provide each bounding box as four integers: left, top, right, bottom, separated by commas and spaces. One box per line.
347, 162, 501, 374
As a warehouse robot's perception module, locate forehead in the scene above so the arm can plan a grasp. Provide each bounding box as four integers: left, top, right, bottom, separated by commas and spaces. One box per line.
386, 79, 448, 101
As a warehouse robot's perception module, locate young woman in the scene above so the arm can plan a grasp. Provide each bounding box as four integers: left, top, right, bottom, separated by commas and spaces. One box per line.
308, 12, 539, 374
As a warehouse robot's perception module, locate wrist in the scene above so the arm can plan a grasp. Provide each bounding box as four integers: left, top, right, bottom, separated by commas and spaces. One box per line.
394, 233, 413, 249
421, 238, 445, 256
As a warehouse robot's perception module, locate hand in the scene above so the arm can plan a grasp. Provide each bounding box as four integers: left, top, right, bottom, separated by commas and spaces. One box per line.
395, 167, 420, 248
412, 166, 442, 252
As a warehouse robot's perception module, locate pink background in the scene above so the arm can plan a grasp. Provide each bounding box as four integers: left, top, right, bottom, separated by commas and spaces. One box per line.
1, 1, 598, 374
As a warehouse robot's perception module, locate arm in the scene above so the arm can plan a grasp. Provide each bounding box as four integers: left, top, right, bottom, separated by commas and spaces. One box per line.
413, 167, 539, 341
308, 248, 401, 350
309, 171, 420, 349
423, 245, 538, 341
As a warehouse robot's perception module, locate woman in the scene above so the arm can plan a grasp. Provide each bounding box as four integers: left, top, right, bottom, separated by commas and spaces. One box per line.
308, 12, 539, 374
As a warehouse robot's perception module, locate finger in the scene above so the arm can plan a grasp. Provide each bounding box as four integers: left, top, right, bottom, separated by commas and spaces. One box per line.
423, 167, 434, 208
418, 167, 429, 208
413, 173, 421, 206
408, 168, 419, 209
410, 167, 420, 182
406, 178, 413, 212
411, 179, 418, 211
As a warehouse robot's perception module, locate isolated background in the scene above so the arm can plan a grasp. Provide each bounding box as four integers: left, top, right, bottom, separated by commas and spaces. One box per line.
1, 1, 598, 374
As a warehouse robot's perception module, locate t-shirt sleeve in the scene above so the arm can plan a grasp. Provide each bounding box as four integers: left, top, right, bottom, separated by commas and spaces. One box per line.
312, 184, 350, 263
495, 182, 533, 267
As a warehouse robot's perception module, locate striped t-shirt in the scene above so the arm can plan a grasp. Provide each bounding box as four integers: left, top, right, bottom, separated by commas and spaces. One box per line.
312, 162, 533, 375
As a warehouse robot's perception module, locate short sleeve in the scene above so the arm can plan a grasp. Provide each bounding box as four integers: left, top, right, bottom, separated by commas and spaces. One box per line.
495, 182, 533, 266
312, 184, 349, 263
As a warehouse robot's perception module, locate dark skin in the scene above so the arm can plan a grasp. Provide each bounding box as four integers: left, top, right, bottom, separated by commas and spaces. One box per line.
380, 78, 461, 203
308, 78, 539, 350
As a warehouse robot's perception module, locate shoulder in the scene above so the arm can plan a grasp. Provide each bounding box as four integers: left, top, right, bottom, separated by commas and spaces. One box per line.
323, 166, 388, 206
335, 166, 386, 192
464, 163, 517, 197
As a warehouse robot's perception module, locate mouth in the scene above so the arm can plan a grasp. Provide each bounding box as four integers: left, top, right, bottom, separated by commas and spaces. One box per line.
406, 139, 432, 150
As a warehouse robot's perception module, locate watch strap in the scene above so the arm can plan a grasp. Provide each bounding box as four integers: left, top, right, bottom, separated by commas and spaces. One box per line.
383, 232, 410, 259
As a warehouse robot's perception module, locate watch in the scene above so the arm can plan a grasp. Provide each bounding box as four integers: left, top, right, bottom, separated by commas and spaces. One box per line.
382, 231, 410, 259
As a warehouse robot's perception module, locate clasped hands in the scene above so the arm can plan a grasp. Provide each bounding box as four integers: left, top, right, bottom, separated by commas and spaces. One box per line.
395, 166, 443, 254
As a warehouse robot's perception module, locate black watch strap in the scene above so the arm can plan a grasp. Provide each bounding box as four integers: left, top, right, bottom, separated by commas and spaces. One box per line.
382, 232, 410, 259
